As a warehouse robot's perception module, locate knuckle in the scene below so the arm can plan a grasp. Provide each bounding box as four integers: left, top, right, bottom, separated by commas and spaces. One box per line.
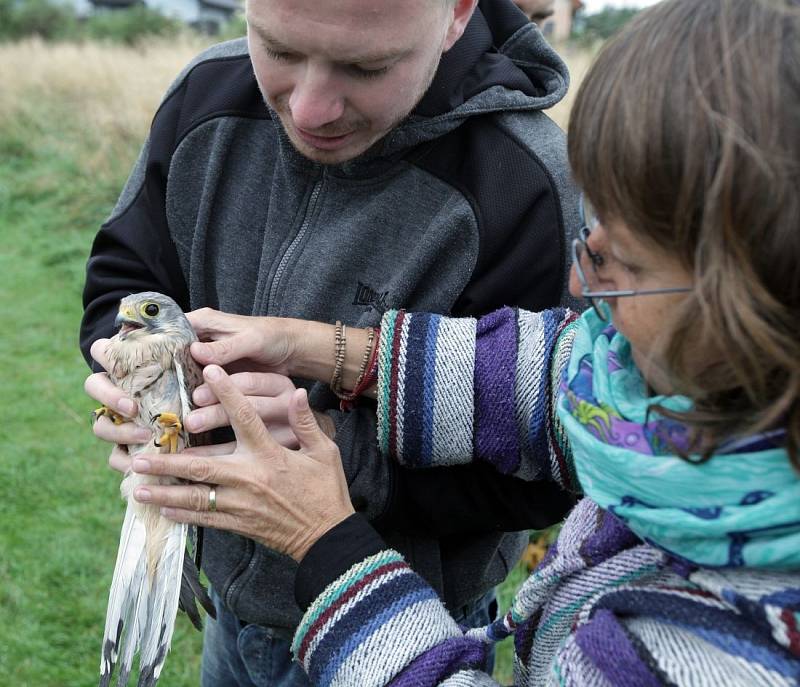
216, 338, 234, 359
239, 372, 259, 395
234, 403, 259, 427
189, 488, 207, 512
188, 457, 214, 482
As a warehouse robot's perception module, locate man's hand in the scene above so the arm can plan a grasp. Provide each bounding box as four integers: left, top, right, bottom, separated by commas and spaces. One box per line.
86, 335, 314, 477
85, 338, 151, 473
187, 371, 327, 448
131, 365, 354, 562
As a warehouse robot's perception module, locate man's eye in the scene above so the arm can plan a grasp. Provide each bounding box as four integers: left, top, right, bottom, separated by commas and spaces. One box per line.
349, 64, 390, 80
264, 47, 296, 62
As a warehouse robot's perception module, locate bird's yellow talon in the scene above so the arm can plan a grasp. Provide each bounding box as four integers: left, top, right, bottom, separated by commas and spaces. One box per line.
153, 412, 182, 453
93, 406, 126, 426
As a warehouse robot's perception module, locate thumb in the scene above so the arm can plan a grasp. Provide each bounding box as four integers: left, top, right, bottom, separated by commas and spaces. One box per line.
288, 389, 333, 458
90, 338, 111, 370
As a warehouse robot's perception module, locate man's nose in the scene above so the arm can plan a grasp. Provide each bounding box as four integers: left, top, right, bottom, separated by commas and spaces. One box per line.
288, 67, 345, 131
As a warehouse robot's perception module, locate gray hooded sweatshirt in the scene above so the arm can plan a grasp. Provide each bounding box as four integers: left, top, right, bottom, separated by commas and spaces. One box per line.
81, 0, 581, 633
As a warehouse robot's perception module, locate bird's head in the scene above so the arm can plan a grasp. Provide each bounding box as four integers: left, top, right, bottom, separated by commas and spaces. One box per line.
114, 292, 192, 342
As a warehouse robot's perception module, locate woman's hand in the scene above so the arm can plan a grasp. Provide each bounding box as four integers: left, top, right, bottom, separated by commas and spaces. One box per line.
186, 308, 297, 375
130, 365, 355, 562
187, 308, 375, 396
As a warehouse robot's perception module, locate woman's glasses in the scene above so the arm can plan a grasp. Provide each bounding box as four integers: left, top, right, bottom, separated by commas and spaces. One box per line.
572, 196, 692, 321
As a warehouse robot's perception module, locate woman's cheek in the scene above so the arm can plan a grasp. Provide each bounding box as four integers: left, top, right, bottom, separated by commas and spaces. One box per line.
568, 262, 582, 300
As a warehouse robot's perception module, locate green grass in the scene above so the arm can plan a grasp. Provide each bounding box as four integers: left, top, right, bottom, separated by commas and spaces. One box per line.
0, 84, 203, 687
0, 49, 533, 687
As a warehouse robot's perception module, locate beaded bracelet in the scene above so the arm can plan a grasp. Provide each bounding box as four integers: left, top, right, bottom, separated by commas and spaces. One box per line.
340, 328, 381, 411
330, 321, 347, 395
331, 325, 376, 406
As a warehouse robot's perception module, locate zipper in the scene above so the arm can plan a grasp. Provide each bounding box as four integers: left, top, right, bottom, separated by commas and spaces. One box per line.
266, 173, 325, 314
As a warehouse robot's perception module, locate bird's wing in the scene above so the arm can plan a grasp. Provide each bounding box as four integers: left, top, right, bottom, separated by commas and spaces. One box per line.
173, 344, 207, 448
172, 344, 216, 626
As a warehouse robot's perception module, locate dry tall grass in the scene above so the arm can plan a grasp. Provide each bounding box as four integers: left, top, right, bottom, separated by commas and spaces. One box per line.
0, 37, 206, 173
0, 37, 593, 150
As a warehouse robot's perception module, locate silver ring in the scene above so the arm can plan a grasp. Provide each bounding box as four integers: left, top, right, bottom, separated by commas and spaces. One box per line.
208, 486, 217, 513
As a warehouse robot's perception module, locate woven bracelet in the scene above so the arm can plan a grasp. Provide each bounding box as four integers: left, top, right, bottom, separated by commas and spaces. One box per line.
332, 326, 375, 403
340, 327, 380, 410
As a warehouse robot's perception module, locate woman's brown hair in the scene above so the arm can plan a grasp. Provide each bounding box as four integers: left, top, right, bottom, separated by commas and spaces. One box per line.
567, 0, 800, 467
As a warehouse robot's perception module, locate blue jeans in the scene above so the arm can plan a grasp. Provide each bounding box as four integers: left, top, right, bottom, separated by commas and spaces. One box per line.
201, 588, 497, 686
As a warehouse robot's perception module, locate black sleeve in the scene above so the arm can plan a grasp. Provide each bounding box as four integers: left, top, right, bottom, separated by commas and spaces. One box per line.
296, 463, 576, 612
79, 75, 190, 370
79, 53, 267, 370
295, 514, 386, 610
80, 169, 189, 369
373, 461, 574, 537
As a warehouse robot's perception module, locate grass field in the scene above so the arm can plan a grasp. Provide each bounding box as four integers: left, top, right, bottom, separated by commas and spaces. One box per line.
0, 38, 590, 686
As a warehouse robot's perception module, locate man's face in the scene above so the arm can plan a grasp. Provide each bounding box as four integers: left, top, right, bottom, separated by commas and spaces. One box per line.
247, 0, 465, 164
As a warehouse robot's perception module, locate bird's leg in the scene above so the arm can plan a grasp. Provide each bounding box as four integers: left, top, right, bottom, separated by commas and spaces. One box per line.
93, 406, 126, 425
152, 412, 182, 453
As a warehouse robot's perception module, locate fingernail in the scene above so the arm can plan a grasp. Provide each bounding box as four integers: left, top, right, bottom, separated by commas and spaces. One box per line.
136, 430, 153, 442
132, 458, 151, 472
192, 342, 211, 359
205, 365, 223, 381
120, 399, 136, 416
297, 389, 309, 410
185, 414, 202, 433
193, 387, 211, 405
134, 488, 151, 502
161, 507, 175, 518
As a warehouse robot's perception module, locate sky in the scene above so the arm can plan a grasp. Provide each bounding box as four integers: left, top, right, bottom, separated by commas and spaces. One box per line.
582, 0, 662, 13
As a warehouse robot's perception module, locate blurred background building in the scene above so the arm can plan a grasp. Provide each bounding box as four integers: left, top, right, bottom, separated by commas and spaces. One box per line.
63, 0, 240, 33
513, 0, 584, 41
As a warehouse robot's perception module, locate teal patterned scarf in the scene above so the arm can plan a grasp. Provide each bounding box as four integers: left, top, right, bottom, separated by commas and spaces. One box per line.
556, 309, 800, 569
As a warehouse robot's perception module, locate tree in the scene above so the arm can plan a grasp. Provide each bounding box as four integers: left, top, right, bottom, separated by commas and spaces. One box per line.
574, 6, 639, 43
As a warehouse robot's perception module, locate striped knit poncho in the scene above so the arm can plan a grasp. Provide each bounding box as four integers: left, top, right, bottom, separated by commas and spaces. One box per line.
292, 307, 800, 687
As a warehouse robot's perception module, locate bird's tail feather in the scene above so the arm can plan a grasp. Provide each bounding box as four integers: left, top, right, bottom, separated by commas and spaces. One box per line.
99, 502, 147, 687
136, 521, 187, 687
99, 507, 187, 687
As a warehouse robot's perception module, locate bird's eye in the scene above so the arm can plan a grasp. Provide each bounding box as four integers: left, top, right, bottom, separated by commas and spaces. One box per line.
143, 303, 159, 317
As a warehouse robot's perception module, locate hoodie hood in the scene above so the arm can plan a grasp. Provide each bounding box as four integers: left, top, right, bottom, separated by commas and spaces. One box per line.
381, 0, 570, 155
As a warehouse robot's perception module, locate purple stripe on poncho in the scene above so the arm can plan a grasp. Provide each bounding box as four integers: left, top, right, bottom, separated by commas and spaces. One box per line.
514, 616, 538, 666
475, 307, 519, 474
387, 635, 487, 687
574, 609, 664, 687
579, 510, 642, 567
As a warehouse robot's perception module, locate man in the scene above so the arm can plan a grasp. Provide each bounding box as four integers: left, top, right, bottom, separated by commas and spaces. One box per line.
82, 0, 579, 684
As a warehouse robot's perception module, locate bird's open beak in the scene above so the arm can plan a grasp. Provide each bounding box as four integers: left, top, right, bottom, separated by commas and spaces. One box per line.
115, 308, 144, 339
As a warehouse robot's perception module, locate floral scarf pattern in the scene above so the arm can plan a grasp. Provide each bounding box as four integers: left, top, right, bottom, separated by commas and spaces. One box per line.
556, 309, 800, 569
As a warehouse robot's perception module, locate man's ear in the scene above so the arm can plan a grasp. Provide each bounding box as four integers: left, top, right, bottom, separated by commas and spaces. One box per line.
443, 0, 480, 52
